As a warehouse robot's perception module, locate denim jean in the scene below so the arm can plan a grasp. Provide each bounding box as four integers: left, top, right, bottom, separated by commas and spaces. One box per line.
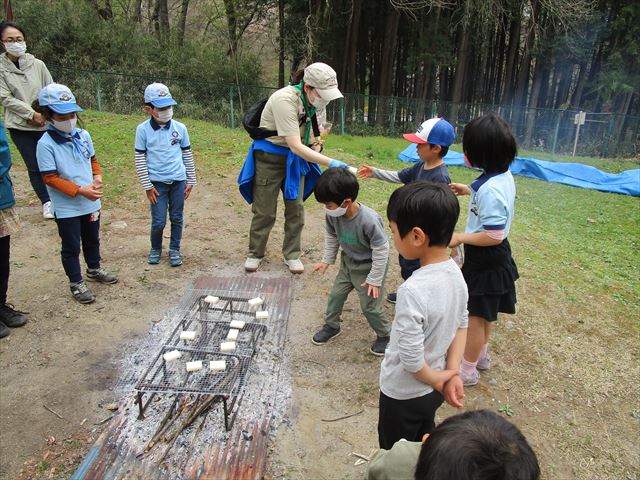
55, 212, 101, 283
399, 254, 420, 280
150, 180, 185, 252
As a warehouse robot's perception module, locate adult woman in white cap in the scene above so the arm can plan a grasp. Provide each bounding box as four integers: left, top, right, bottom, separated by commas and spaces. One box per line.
0, 21, 54, 219
238, 62, 351, 274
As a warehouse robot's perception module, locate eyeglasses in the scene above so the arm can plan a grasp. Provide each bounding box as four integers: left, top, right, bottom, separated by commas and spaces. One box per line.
3, 37, 24, 43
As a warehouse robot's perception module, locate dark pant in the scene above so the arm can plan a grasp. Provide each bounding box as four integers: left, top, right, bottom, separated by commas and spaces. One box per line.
0, 235, 9, 305
8, 129, 49, 204
150, 180, 185, 252
55, 212, 101, 283
378, 390, 444, 449
399, 254, 420, 280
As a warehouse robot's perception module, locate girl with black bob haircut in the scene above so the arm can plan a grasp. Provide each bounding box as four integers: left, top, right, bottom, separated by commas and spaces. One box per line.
414, 409, 540, 480
449, 113, 519, 388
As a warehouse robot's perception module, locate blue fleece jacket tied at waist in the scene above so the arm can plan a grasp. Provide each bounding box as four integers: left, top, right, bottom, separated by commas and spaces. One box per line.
237, 139, 322, 204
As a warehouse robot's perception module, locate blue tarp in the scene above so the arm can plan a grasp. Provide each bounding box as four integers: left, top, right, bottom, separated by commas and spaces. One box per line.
398, 144, 640, 196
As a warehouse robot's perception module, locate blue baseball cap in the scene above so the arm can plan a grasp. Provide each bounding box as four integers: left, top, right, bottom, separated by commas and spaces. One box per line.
38, 84, 83, 114
403, 118, 455, 147
144, 83, 177, 108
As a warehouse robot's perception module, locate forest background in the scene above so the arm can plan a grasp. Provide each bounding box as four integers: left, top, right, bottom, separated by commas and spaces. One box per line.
6, 0, 640, 157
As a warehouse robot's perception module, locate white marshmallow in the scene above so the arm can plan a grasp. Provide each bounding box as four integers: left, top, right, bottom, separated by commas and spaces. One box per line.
209, 360, 226, 371
227, 329, 239, 341
186, 360, 203, 372
204, 295, 219, 304
247, 297, 263, 306
255, 310, 269, 319
348, 166, 358, 175
180, 331, 196, 341
220, 341, 236, 352
163, 350, 182, 362
229, 320, 245, 329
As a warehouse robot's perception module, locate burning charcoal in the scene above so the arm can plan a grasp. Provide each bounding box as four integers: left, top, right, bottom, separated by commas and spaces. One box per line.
242, 430, 253, 441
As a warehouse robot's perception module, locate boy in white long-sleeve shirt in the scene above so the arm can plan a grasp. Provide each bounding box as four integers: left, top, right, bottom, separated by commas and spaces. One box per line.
311, 168, 391, 356
378, 181, 468, 449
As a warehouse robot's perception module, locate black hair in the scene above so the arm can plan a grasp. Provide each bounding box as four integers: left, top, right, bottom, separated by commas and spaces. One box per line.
428, 143, 449, 158
314, 168, 359, 205
462, 113, 517, 173
414, 410, 540, 480
386, 182, 459, 247
0, 21, 26, 41
290, 68, 305, 85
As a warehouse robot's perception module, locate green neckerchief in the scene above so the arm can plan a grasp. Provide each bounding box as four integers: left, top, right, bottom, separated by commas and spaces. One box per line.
292, 82, 316, 145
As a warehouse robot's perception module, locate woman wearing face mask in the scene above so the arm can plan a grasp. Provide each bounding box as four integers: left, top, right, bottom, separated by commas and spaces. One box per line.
33, 84, 118, 304
238, 62, 352, 274
0, 21, 54, 219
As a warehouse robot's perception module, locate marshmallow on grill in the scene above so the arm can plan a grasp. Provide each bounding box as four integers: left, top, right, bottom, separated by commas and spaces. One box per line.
230, 320, 245, 329
209, 360, 226, 372
163, 350, 182, 362
180, 330, 196, 341
220, 341, 236, 352
227, 329, 239, 341
255, 310, 269, 319
248, 297, 263, 307
204, 295, 219, 304
186, 361, 203, 372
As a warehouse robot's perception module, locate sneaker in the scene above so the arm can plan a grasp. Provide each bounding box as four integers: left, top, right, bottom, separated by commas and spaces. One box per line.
386, 292, 397, 304
370, 336, 390, 356
244, 257, 262, 272
86, 267, 118, 284
477, 353, 492, 371
284, 258, 304, 274
169, 250, 183, 267
147, 249, 161, 265
42, 201, 54, 219
0, 322, 9, 338
0, 304, 28, 328
311, 324, 341, 345
461, 368, 480, 386
70, 281, 96, 304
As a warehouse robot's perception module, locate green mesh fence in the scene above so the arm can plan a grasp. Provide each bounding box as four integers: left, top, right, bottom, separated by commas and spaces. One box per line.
48, 66, 639, 158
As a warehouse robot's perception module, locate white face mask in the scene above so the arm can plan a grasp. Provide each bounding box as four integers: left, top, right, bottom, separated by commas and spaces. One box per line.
52, 117, 77, 134
325, 204, 348, 217
155, 108, 173, 123
4, 41, 26, 57
310, 90, 329, 110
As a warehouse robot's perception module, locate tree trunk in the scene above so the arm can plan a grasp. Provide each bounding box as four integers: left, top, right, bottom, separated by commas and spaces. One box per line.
278, 0, 285, 88
501, 2, 522, 104
132, 0, 143, 23
375, 5, 401, 126
450, 5, 470, 125
341, 0, 363, 95
177, 0, 190, 46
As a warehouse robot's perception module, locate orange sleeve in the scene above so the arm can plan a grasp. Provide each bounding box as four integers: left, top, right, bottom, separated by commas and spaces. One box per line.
42, 173, 80, 197
91, 156, 102, 176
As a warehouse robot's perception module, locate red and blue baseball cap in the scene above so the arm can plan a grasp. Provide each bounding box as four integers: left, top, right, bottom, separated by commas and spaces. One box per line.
403, 118, 455, 146
144, 83, 177, 108
38, 84, 83, 114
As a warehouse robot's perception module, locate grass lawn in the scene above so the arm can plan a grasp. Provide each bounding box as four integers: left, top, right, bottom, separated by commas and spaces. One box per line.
14, 110, 638, 479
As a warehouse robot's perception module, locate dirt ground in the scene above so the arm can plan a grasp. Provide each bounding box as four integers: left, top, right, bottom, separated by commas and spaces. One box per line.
0, 161, 637, 480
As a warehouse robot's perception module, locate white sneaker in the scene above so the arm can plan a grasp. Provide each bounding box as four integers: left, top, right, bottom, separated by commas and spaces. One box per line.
42, 201, 54, 219
244, 257, 262, 272
284, 258, 304, 274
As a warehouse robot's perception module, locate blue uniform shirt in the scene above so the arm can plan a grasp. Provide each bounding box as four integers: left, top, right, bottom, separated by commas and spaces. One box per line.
465, 170, 515, 237
134, 118, 191, 183
37, 127, 100, 219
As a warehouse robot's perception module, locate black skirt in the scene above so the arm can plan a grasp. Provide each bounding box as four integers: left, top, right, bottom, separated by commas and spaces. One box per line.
462, 239, 519, 320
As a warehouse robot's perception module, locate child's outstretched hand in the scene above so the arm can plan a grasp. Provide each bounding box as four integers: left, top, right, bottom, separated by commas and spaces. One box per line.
78, 184, 103, 201
442, 375, 465, 408
361, 281, 380, 298
312, 262, 330, 274
449, 183, 471, 196
146, 186, 159, 205
185, 184, 193, 200
357, 165, 373, 178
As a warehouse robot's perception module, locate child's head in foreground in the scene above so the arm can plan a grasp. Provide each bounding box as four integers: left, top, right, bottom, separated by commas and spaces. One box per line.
463, 113, 517, 174
386, 182, 459, 255
415, 409, 540, 480
144, 82, 177, 123
314, 168, 359, 213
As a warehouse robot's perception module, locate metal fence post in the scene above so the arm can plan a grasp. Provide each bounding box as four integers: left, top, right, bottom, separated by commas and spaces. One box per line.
95, 73, 102, 112
340, 98, 345, 135
229, 85, 235, 129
